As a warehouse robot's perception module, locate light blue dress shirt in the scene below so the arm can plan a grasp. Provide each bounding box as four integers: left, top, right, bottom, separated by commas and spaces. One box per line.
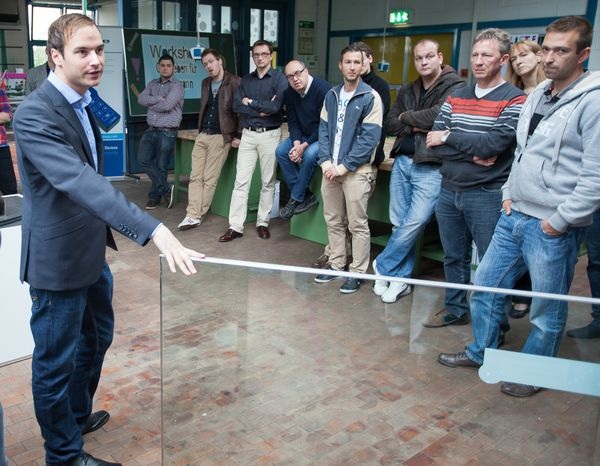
48, 71, 98, 171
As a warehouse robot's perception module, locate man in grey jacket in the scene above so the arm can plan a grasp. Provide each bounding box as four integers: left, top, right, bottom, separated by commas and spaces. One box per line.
314, 43, 382, 294
437, 16, 600, 398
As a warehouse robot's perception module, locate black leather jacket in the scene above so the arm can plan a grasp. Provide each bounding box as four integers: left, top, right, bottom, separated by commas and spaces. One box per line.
385, 65, 464, 164
197, 70, 241, 143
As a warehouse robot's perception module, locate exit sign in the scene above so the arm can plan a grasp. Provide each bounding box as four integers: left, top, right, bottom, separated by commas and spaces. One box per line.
389, 9, 411, 25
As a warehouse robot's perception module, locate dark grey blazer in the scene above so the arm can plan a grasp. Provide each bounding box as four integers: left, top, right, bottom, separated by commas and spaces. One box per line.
14, 80, 159, 291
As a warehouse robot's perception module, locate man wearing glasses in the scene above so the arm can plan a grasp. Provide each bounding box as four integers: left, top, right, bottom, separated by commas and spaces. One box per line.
219, 40, 288, 242
178, 48, 241, 231
276, 60, 331, 219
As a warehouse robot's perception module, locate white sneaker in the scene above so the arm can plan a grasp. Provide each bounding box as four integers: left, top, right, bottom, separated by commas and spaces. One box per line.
381, 282, 412, 304
178, 216, 201, 231
372, 259, 389, 296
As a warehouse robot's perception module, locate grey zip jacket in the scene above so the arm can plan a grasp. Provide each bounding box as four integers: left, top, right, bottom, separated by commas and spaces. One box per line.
503, 71, 600, 232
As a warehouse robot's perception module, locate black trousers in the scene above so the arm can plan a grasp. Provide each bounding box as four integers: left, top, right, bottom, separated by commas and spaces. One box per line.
0, 145, 17, 195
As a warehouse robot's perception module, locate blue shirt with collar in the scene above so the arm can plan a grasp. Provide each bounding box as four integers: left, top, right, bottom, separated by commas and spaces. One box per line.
48, 71, 98, 171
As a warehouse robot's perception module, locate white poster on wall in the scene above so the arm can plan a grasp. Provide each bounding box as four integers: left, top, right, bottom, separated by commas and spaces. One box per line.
96, 26, 126, 179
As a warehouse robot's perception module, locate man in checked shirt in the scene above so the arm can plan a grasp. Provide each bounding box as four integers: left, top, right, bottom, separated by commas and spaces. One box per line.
138, 53, 184, 210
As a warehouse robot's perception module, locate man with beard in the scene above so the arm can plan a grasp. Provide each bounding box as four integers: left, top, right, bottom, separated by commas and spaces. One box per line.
314, 43, 382, 294
178, 48, 241, 231
438, 16, 600, 398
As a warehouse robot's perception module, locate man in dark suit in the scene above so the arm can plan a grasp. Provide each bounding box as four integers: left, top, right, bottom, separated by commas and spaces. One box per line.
13, 14, 202, 466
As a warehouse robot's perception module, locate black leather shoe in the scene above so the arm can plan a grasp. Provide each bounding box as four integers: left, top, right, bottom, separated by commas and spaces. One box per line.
61, 451, 122, 466
438, 351, 481, 368
500, 382, 541, 397
256, 225, 270, 239
219, 228, 243, 242
509, 303, 530, 319
423, 309, 469, 328
82, 410, 110, 435
498, 331, 506, 348
566, 323, 600, 339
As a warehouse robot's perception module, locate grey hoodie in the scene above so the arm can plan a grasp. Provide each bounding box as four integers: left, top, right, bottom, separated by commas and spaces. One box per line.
503, 71, 600, 232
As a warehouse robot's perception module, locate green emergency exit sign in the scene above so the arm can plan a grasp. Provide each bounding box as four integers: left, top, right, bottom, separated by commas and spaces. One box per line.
389, 10, 411, 25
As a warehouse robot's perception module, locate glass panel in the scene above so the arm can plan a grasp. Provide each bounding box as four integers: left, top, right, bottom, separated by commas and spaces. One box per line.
161, 258, 599, 464
30, 6, 61, 41
263, 9, 278, 46
163, 1, 181, 31
137, 0, 157, 29
196, 3, 212, 33
220, 6, 231, 34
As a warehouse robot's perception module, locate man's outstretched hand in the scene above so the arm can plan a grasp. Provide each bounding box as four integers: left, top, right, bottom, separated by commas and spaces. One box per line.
152, 224, 205, 275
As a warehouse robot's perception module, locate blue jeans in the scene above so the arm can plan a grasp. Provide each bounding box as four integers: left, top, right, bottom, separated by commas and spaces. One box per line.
435, 186, 502, 318
586, 209, 600, 326
375, 156, 441, 277
466, 212, 585, 363
275, 138, 319, 202
30, 263, 115, 464
138, 128, 176, 201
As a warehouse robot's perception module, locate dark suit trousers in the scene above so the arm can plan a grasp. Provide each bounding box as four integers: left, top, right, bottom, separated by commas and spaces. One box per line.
29, 262, 114, 464
0, 145, 17, 195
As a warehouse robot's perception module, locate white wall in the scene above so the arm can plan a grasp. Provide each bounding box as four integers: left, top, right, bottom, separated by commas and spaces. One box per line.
293, 0, 329, 78
325, 0, 597, 81
329, 0, 588, 31
97, 1, 120, 27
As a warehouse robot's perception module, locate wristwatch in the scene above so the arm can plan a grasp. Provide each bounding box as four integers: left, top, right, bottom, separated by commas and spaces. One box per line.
441, 130, 450, 143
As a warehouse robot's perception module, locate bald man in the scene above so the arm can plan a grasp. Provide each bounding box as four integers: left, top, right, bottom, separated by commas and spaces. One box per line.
276, 60, 331, 219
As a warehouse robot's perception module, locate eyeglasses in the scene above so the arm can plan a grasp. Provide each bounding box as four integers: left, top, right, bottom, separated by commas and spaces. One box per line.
286, 67, 306, 81
252, 52, 271, 58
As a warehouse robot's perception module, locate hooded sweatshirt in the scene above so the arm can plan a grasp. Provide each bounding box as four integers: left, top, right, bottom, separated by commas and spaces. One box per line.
503, 71, 600, 232
385, 65, 464, 164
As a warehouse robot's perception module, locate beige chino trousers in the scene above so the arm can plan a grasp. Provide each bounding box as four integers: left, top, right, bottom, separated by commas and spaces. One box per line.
228, 127, 280, 232
321, 166, 375, 273
186, 132, 231, 220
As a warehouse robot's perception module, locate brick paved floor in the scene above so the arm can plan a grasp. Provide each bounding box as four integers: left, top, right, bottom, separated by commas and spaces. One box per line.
1, 166, 598, 465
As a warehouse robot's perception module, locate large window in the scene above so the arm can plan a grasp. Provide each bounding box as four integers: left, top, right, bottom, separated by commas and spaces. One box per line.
196, 3, 212, 33
163, 1, 181, 30
248, 7, 281, 72
136, 0, 157, 29
28, 3, 95, 67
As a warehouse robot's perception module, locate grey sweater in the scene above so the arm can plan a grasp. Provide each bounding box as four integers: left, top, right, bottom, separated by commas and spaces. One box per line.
503, 71, 600, 232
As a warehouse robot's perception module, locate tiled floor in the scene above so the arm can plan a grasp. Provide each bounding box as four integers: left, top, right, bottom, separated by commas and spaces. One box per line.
2, 174, 599, 465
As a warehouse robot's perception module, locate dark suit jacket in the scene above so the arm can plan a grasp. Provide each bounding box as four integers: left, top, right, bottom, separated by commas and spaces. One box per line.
25, 63, 49, 95
14, 80, 160, 291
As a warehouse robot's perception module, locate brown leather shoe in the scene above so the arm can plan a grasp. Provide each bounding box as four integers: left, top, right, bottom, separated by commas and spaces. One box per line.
256, 225, 270, 239
312, 253, 329, 268
219, 228, 243, 242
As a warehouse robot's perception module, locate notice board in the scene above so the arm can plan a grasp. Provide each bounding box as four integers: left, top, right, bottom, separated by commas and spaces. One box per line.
123, 28, 237, 116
